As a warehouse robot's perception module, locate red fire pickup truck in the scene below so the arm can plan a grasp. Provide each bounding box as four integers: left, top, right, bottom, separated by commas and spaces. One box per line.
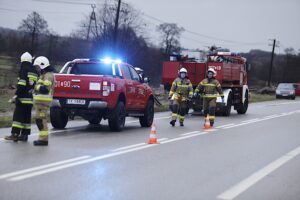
50, 58, 154, 131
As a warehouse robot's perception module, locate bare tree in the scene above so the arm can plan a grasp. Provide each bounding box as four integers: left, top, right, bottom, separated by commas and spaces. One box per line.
18, 11, 49, 54
157, 23, 184, 55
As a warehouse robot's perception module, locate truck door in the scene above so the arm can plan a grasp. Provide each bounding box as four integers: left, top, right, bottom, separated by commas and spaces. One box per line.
121, 65, 139, 110
129, 67, 145, 109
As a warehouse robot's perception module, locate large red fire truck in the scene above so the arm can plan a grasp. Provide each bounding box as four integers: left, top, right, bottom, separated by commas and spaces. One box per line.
162, 48, 250, 116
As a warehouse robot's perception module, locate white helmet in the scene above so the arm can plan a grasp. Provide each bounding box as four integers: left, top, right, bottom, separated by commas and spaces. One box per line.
207, 68, 217, 77
20, 52, 33, 63
33, 56, 50, 69
179, 67, 187, 74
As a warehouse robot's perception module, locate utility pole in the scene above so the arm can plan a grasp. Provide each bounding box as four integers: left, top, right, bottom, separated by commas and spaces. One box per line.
113, 0, 121, 53
268, 39, 276, 87
87, 4, 97, 40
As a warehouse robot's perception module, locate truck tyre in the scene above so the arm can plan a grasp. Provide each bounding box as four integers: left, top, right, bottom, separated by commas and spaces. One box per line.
88, 117, 102, 125
237, 91, 249, 114
139, 99, 154, 127
109, 101, 126, 131
223, 94, 232, 116
50, 107, 68, 129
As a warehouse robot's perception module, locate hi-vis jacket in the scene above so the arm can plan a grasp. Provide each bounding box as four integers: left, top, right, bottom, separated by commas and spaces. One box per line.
195, 78, 224, 98
34, 70, 55, 102
16, 62, 39, 104
169, 77, 193, 101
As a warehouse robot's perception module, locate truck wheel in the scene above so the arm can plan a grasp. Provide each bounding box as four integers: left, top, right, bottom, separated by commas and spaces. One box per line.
223, 94, 232, 116
88, 117, 102, 125
50, 107, 68, 129
139, 99, 154, 127
237, 91, 249, 114
108, 101, 126, 131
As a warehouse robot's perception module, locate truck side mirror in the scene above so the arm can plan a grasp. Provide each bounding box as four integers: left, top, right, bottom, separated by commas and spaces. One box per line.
143, 77, 150, 83
246, 63, 251, 71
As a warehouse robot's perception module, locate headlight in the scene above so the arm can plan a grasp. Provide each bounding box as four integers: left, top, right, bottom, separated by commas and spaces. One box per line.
290, 91, 295, 95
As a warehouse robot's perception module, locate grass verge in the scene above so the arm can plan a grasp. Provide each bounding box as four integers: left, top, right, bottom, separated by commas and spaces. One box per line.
249, 93, 276, 103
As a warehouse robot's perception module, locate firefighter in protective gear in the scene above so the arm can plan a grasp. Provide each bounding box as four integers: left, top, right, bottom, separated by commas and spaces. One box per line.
169, 67, 193, 127
33, 56, 55, 146
194, 68, 224, 127
5, 52, 38, 142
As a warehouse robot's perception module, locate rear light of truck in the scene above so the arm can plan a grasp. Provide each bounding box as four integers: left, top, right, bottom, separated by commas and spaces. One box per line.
102, 81, 115, 96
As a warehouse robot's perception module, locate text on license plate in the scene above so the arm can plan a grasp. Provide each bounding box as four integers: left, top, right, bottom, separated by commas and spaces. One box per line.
67, 99, 86, 105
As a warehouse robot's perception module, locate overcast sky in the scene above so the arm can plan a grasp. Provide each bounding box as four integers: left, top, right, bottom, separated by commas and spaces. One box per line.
0, 0, 299, 53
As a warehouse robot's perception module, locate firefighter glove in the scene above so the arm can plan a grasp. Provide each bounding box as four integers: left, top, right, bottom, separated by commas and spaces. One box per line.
8, 95, 17, 103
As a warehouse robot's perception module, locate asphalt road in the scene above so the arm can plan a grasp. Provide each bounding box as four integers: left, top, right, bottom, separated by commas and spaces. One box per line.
0, 99, 300, 200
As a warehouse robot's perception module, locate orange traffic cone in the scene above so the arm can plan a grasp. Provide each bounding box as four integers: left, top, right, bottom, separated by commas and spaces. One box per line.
204, 115, 211, 129
147, 122, 159, 144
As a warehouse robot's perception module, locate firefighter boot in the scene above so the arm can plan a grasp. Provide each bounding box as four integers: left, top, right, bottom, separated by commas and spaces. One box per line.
33, 140, 48, 146
18, 134, 28, 142
180, 122, 184, 127
4, 134, 19, 142
170, 120, 176, 127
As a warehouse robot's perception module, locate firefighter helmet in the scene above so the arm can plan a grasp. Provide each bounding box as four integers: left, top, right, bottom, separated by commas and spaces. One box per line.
179, 68, 187, 74
207, 68, 217, 77
33, 56, 50, 69
20, 52, 33, 63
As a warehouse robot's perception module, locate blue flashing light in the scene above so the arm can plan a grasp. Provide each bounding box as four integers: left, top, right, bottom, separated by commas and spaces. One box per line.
115, 59, 122, 64
101, 57, 113, 64
100, 57, 122, 64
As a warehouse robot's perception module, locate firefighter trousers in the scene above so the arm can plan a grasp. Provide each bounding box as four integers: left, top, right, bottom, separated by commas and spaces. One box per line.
11, 101, 33, 136
35, 101, 50, 141
170, 99, 188, 123
203, 97, 216, 125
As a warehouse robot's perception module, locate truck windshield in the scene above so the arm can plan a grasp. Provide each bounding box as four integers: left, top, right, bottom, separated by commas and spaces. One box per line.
70, 63, 113, 75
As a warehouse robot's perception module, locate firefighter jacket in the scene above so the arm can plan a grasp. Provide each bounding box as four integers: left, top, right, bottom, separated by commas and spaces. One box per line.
16, 61, 39, 104
33, 66, 55, 102
195, 78, 224, 98
169, 77, 193, 101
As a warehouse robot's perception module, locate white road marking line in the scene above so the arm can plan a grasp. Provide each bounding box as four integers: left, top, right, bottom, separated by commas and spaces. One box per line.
160, 132, 207, 144
241, 118, 260, 123
180, 131, 200, 136
112, 143, 146, 152
158, 138, 169, 142
215, 124, 235, 129
111, 138, 169, 152
265, 101, 300, 106
0, 156, 91, 180
7, 132, 211, 181
9, 145, 157, 181
205, 128, 217, 132
217, 146, 300, 200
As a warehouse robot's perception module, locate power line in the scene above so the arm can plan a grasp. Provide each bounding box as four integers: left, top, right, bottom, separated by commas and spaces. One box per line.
32, 0, 94, 5
141, 11, 267, 47
0, 7, 81, 14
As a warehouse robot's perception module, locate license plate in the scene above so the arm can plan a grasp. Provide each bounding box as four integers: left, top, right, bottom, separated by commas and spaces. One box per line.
67, 99, 86, 105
